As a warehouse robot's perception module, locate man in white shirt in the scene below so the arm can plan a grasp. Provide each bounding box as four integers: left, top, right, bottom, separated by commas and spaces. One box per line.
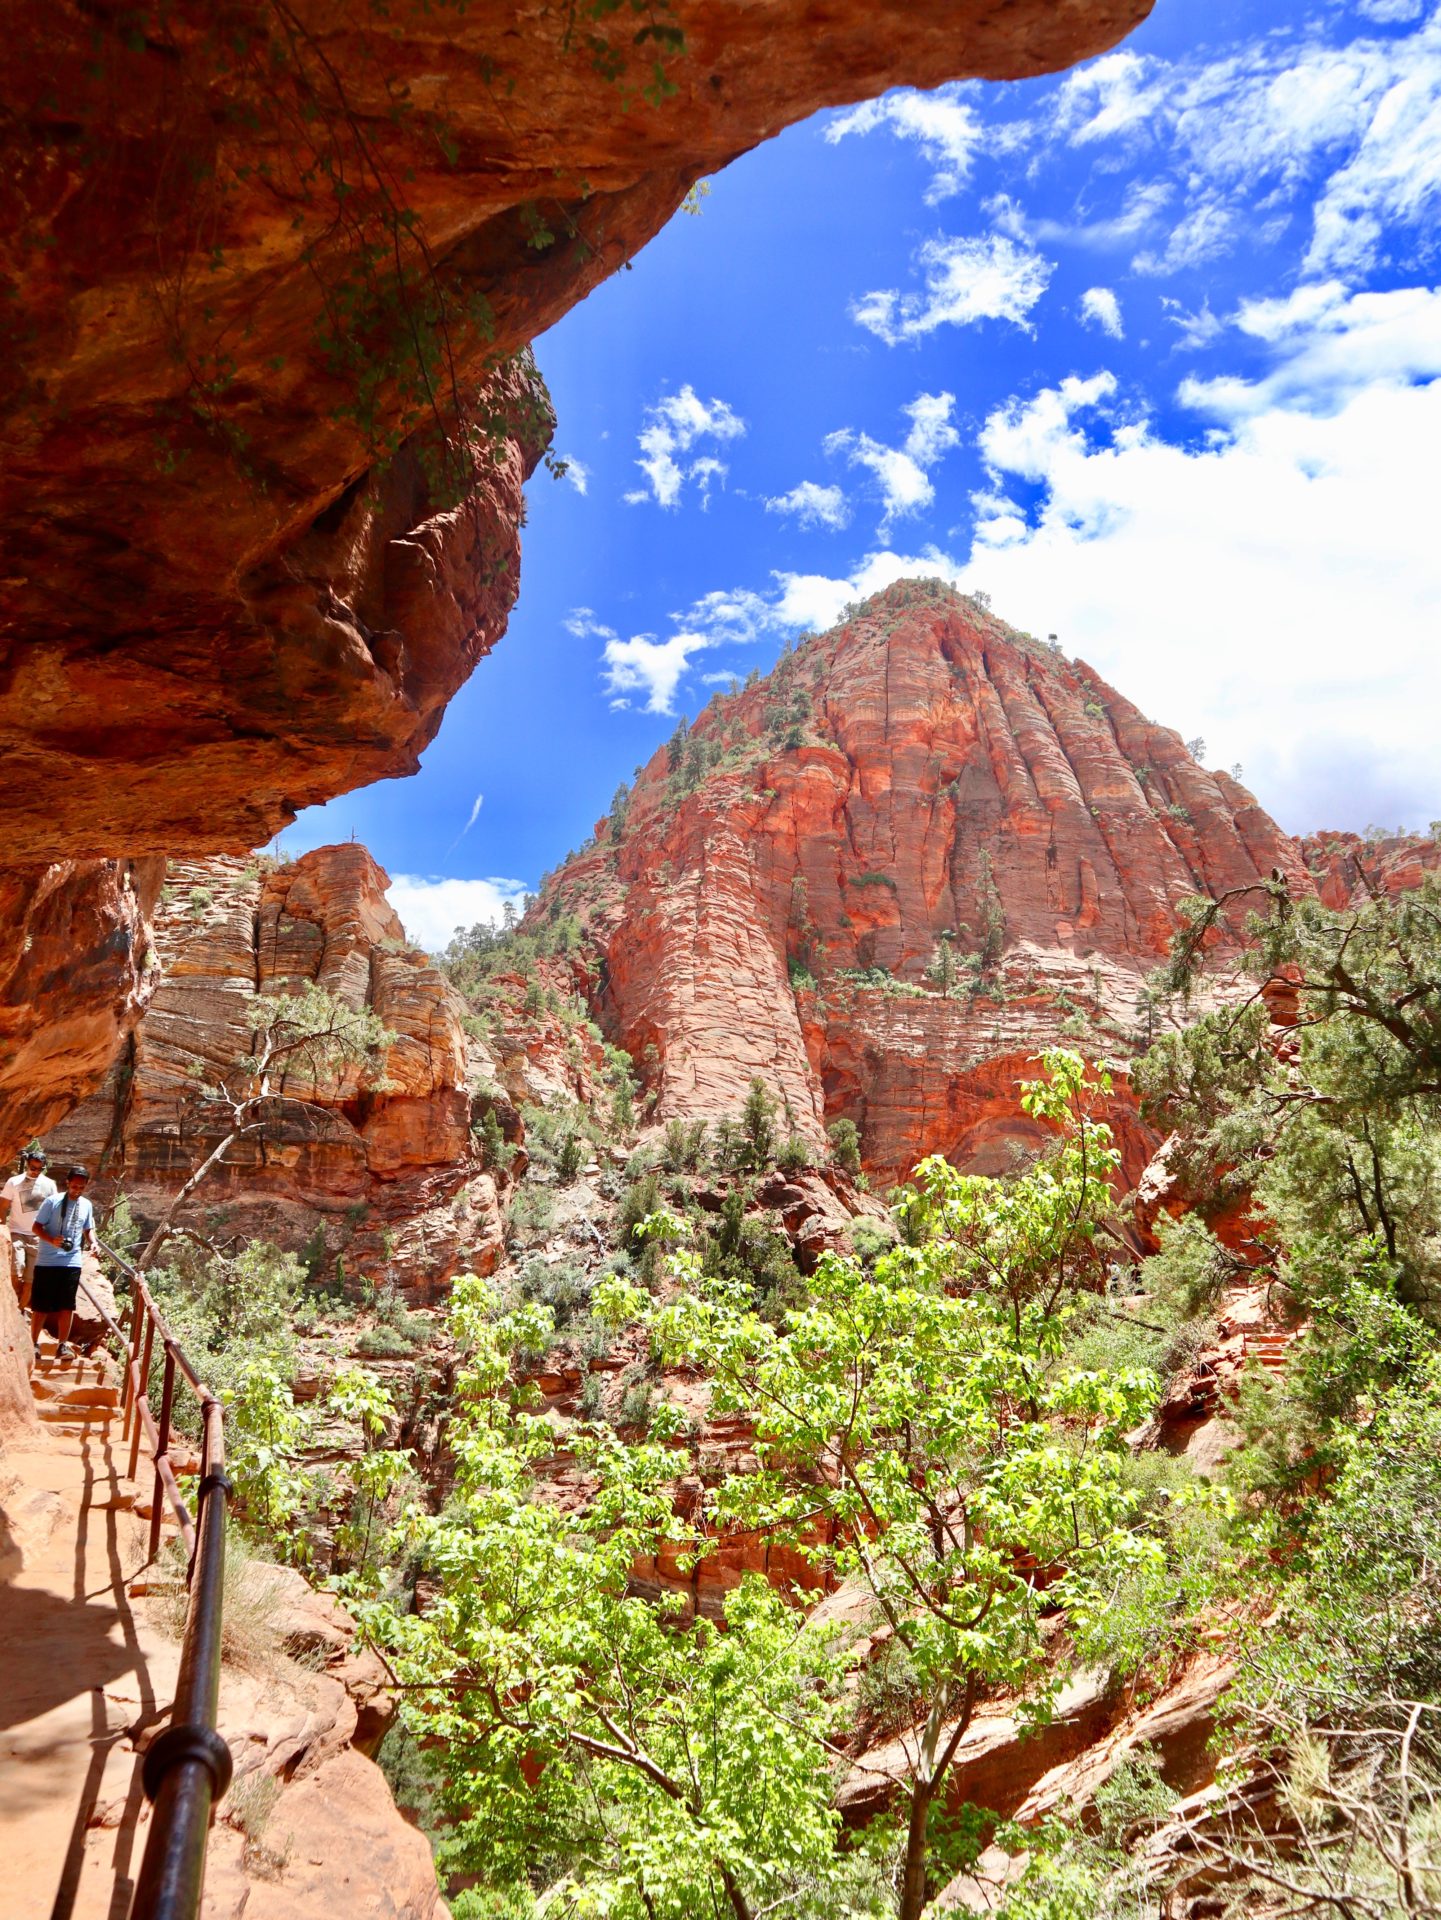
3, 1146, 58, 1311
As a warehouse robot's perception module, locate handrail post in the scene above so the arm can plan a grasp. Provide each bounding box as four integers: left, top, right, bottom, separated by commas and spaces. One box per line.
129, 1304, 155, 1482
151, 1346, 177, 1564
122, 1284, 144, 1445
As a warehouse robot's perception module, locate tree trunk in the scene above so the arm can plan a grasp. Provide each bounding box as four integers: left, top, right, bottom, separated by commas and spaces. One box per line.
137, 1124, 246, 1270
899, 1781, 933, 1920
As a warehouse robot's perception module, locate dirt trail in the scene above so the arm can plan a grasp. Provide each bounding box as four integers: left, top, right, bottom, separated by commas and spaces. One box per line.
0, 1345, 182, 1920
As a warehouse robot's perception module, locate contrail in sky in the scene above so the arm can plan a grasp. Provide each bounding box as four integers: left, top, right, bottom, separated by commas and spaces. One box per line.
446, 792, 484, 855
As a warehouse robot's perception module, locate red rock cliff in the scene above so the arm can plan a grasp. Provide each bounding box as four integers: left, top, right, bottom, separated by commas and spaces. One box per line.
46, 845, 504, 1293
0, 860, 165, 1157
0, 0, 1153, 1162
0, 0, 1152, 867
1301, 829, 1441, 909
541, 583, 1310, 1186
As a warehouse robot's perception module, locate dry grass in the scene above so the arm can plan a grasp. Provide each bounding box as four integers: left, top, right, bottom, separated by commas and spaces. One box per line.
147, 1534, 286, 1671
226, 1769, 292, 1878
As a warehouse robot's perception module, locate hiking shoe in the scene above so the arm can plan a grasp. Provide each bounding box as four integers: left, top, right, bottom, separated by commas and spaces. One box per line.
55, 1343, 74, 1361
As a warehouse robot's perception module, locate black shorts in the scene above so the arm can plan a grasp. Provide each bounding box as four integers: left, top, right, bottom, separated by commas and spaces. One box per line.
31, 1266, 81, 1315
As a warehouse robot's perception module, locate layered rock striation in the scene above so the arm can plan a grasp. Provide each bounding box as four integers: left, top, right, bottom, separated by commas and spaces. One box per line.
1301, 828, 1441, 908
0, 859, 165, 1158
541, 583, 1310, 1185
0, 0, 1154, 1164
46, 844, 502, 1291
1, 0, 1152, 868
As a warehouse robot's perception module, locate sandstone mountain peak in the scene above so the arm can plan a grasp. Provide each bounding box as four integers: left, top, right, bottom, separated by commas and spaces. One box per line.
538, 580, 1309, 1183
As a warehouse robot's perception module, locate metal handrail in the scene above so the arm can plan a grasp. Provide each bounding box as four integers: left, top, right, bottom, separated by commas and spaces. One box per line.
85, 1238, 233, 1920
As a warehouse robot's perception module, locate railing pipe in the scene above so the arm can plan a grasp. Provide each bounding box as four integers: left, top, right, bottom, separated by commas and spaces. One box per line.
129, 1399, 231, 1920
151, 1346, 177, 1564
81, 1239, 232, 1920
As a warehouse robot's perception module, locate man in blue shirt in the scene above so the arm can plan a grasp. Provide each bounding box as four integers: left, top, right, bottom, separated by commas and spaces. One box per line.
31, 1165, 99, 1362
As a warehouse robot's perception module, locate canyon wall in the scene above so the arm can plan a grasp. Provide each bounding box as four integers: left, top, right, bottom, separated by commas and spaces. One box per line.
45, 845, 504, 1293
0, 0, 1152, 866
541, 583, 1310, 1186
1301, 828, 1441, 908
0, 860, 165, 1157
0, 0, 1154, 1162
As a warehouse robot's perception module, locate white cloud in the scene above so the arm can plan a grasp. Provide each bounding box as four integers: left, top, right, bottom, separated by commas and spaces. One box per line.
568, 607, 715, 714
1079, 286, 1124, 338
387, 875, 529, 953
558, 455, 589, 495
825, 84, 983, 202
1161, 295, 1224, 350
689, 455, 729, 508
957, 301, 1441, 833
628, 385, 746, 508
1053, 17, 1441, 278
1182, 282, 1441, 414
1055, 51, 1167, 145
988, 179, 1172, 250
825, 391, 961, 533
764, 547, 969, 634
833, 17, 1441, 283
603, 631, 712, 714
764, 481, 851, 530
902, 390, 962, 466
1304, 38, 1441, 271
852, 233, 1051, 344
445, 791, 484, 856
1132, 196, 1237, 275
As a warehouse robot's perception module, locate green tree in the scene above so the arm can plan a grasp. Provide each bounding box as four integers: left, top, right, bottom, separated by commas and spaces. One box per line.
366, 1275, 849, 1920
828, 1116, 862, 1175
651, 1054, 1159, 1920
739, 1076, 777, 1170
138, 980, 394, 1270
1188, 1359, 1441, 1916
1135, 874, 1441, 1497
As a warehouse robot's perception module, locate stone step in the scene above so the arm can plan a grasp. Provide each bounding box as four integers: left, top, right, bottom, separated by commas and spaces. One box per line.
36, 1401, 117, 1427
31, 1378, 120, 1410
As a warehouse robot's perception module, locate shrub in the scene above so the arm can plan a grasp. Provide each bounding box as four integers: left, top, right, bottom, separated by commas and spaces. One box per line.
556, 1130, 586, 1184
579, 1372, 607, 1420
356, 1324, 416, 1358
777, 1131, 812, 1175
849, 1217, 896, 1266
740, 1076, 777, 1169
618, 1170, 662, 1246
506, 1186, 555, 1246
1141, 1214, 1234, 1318
662, 1118, 708, 1173
477, 1106, 515, 1174
518, 1259, 590, 1331
616, 1372, 653, 1430
859, 1638, 924, 1738
827, 1117, 862, 1175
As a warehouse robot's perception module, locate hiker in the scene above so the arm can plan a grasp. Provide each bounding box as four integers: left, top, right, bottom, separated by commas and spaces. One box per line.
30, 1165, 98, 1362
2, 1145, 58, 1311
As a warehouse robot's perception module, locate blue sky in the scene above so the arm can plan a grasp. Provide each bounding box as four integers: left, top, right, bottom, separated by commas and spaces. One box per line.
287, 0, 1441, 950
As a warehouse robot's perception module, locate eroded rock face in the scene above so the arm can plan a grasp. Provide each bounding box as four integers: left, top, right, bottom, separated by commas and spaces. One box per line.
1301, 829, 1441, 908
0, 858, 164, 1157
542, 584, 1310, 1185
0, 0, 1155, 1167
0, 1242, 38, 1445
46, 844, 500, 1292
1, 0, 1152, 868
